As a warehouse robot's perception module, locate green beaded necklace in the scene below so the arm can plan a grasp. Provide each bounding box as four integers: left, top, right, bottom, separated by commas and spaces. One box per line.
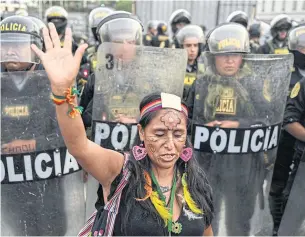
150, 170, 182, 235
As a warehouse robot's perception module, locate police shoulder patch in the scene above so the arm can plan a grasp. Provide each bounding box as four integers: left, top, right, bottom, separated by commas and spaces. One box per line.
290, 82, 301, 98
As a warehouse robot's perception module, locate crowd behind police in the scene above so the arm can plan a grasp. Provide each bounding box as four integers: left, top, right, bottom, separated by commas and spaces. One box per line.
1, 4, 305, 236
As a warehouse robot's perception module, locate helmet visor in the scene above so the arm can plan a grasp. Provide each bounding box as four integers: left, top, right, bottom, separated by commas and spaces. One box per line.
1, 33, 42, 64
98, 18, 142, 45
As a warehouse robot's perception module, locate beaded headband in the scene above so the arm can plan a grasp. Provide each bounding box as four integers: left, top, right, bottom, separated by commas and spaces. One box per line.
140, 93, 188, 119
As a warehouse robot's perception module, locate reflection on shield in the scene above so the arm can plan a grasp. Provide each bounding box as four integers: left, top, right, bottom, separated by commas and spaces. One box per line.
1, 71, 85, 236
278, 145, 305, 236
191, 53, 293, 235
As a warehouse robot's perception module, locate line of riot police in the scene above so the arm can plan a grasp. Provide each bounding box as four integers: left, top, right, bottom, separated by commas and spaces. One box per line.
1, 5, 305, 236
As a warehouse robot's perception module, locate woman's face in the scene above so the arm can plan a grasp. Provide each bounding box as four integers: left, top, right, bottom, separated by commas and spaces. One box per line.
215, 54, 243, 76
138, 109, 187, 169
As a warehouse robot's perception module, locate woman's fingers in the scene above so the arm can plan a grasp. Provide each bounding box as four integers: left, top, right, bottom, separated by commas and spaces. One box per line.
48, 22, 61, 48
74, 43, 88, 67
63, 27, 72, 51
42, 27, 53, 51
31, 44, 45, 60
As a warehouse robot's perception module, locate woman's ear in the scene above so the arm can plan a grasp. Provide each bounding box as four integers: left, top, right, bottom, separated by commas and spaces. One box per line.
137, 124, 144, 141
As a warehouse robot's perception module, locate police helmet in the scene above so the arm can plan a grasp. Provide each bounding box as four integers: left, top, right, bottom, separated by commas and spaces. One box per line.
0, 15, 43, 64
249, 22, 261, 38
157, 21, 168, 35
89, 7, 114, 41
226, 11, 248, 28
169, 9, 191, 34
147, 20, 158, 30
27, 16, 46, 34
15, 9, 28, 17
45, 6, 68, 35
96, 11, 143, 45
206, 23, 250, 54
270, 14, 292, 38
288, 25, 305, 51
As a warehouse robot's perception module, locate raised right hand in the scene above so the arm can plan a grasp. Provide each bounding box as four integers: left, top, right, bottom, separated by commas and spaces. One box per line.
31, 23, 88, 94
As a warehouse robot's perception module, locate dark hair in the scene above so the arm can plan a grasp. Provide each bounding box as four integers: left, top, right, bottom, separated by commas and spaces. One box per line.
119, 92, 213, 234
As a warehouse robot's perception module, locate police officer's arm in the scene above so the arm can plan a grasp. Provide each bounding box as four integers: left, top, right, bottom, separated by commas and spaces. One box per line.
283, 79, 305, 142
31, 23, 125, 188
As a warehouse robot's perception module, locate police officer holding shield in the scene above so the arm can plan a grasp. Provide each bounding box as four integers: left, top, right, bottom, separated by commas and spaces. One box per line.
0, 15, 69, 236
175, 25, 205, 100
80, 11, 143, 129
259, 14, 292, 54
186, 23, 270, 235
273, 25, 305, 236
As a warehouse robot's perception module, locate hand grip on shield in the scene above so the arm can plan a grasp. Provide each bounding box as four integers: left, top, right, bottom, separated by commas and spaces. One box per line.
31, 23, 88, 95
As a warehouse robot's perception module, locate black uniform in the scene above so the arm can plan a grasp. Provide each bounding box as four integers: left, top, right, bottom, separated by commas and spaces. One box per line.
259, 39, 289, 54
269, 70, 305, 234
269, 49, 305, 234
151, 34, 170, 48
80, 73, 95, 129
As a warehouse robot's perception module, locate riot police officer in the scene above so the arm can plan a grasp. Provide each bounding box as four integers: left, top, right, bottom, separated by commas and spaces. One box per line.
269, 24, 305, 236
143, 20, 158, 46
151, 21, 170, 48
45, 5, 79, 55
186, 23, 269, 235
176, 24, 205, 100
169, 9, 191, 48
77, 7, 114, 93
1, 15, 66, 235
259, 14, 292, 54
1, 15, 43, 72
226, 10, 248, 28
80, 11, 143, 129
249, 21, 261, 53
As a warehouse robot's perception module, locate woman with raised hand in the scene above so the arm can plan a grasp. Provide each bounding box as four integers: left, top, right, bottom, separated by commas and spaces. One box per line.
31, 22, 214, 236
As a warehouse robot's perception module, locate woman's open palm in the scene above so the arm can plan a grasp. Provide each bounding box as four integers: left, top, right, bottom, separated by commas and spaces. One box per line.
31, 23, 87, 89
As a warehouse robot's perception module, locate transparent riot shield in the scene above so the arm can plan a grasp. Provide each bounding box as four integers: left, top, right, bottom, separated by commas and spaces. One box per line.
190, 53, 293, 236
1, 71, 85, 236
278, 144, 305, 236
84, 43, 187, 218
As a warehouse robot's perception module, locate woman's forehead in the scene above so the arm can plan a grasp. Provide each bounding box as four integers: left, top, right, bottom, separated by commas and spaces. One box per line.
149, 109, 187, 129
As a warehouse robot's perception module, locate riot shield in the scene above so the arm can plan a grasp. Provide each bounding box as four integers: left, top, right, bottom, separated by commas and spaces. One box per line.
1, 71, 85, 236
92, 43, 187, 152
85, 43, 187, 218
278, 145, 305, 236
190, 53, 293, 236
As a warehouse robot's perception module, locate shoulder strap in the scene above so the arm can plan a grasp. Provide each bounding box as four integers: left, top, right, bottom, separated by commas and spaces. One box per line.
104, 153, 131, 236
78, 154, 130, 237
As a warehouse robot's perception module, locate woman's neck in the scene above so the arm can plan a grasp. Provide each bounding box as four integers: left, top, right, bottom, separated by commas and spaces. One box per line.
151, 165, 175, 187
